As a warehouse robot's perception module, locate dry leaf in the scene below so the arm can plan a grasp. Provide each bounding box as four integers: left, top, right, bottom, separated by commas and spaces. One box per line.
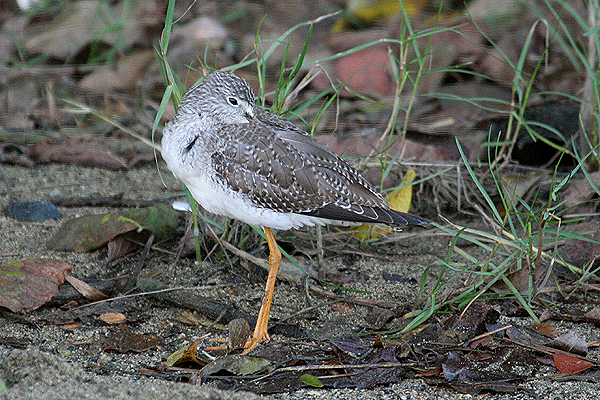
563, 171, 600, 210
30, 137, 128, 170
227, 318, 251, 351
528, 323, 558, 339
46, 204, 179, 254
103, 330, 161, 353
46, 213, 141, 253
0, 258, 73, 313
24, 1, 156, 59
388, 169, 416, 213
164, 339, 209, 367
561, 221, 600, 269
80, 51, 155, 92
553, 353, 592, 374
351, 169, 416, 240
64, 275, 108, 301
98, 312, 127, 325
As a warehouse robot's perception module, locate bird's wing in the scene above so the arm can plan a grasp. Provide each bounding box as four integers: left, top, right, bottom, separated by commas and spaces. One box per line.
212, 121, 323, 213
257, 109, 391, 207
211, 111, 427, 225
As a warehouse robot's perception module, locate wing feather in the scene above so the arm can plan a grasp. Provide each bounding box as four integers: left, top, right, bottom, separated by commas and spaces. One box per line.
211, 109, 428, 226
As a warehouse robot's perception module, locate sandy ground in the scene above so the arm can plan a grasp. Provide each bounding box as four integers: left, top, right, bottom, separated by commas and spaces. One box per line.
1, 160, 600, 399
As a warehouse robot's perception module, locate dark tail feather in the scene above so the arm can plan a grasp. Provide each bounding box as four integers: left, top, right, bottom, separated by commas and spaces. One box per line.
385, 208, 431, 226
302, 204, 431, 226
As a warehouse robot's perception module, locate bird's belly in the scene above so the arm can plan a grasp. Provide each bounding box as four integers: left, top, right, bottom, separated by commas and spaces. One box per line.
182, 174, 330, 230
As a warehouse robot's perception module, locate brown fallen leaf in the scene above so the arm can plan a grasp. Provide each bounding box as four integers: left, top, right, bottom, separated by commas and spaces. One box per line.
80, 51, 155, 92
563, 172, 600, 213
64, 275, 108, 301
24, 0, 159, 59
106, 230, 151, 262
561, 220, 600, 270
98, 312, 127, 325
584, 306, 600, 323
442, 348, 536, 394
102, 330, 161, 353
164, 339, 207, 368
167, 16, 228, 68
59, 323, 80, 330
551, 331, 588, 356
0, 258, 73, 313
506, 325, 553, 346
489, 260, 550, 295
30, 137, 128, 170
554, 353, 593, 374
443, 302, 500, 344
364, 307, 395, 330
333, 47, 394, 97
528, 323, 558, 339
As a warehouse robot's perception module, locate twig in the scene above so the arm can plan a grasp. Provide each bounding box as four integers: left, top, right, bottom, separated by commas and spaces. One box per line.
503, 338, 600, 366
463, 325, 512, 347
277, 361, 415, 372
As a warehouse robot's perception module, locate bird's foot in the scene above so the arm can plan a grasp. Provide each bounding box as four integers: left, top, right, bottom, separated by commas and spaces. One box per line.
242, 330, 269, 354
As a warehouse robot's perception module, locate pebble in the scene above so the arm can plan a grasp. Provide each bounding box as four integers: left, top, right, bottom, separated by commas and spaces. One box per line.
3, 200, 61, 222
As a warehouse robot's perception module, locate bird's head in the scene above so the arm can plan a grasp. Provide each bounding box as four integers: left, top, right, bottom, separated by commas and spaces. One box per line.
179, 71, 256, 125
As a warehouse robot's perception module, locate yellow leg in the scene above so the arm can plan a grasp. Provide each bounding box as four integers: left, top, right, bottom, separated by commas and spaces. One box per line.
243, 227, 281, 353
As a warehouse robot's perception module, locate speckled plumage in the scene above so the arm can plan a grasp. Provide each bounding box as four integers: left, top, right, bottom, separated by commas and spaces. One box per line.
161, 71, 430, 230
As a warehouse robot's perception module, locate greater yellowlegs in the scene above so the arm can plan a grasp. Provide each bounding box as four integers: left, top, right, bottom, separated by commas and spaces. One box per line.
161, 70, 430, 352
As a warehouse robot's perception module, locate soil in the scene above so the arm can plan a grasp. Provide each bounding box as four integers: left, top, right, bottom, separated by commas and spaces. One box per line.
1, 158, 600, 399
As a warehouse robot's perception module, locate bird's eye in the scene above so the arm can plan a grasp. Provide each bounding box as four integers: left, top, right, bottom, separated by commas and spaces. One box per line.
227, 97, 239, 106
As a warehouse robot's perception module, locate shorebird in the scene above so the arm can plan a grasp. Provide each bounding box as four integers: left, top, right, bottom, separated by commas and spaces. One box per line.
161, 70, 430, 352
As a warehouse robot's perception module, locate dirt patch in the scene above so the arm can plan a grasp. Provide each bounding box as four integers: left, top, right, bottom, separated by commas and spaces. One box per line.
1, 161, 600, 399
